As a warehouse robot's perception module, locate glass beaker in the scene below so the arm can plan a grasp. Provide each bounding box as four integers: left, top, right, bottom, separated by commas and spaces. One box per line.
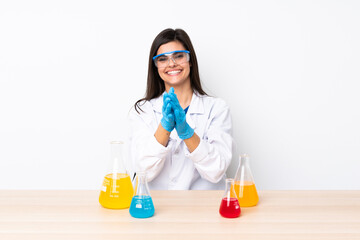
233, 154, 259, 207
99, 141, 134, 209
219, 178, 241, 218
129, 171, 155, 218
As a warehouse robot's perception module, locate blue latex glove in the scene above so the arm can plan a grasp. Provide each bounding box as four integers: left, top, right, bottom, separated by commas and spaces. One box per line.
167, 87, 194, 140
160, 91, 175, 132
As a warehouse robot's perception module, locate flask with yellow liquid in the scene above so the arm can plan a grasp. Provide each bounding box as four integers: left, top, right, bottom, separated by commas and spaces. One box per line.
99, 141, 134, 209
233, 154, 259, 207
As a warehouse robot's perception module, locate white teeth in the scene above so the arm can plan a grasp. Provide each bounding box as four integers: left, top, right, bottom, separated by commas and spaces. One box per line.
167, 70, 181, 75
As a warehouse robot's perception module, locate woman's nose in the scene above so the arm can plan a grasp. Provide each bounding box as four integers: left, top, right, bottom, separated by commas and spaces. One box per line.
168, 57, 177, 67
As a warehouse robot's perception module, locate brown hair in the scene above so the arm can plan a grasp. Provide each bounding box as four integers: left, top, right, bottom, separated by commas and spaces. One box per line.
134, 28, 207, 113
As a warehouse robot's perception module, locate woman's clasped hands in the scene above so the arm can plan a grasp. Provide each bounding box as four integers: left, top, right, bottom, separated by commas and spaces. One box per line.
160, 87, 194, 140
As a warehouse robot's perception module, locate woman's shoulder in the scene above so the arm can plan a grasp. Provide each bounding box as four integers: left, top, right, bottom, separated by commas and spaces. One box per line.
129, 99, 153, 117
129, 95, 162, 117
197, 93, 229, 109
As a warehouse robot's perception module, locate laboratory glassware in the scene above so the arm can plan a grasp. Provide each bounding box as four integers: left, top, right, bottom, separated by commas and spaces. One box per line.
129, 171, 155, 218
219, 178, 241, 218
233, 154, 259, 207
99, 141, 134, 209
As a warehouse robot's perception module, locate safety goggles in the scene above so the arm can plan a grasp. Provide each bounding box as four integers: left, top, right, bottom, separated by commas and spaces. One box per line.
153, 50, 190, 68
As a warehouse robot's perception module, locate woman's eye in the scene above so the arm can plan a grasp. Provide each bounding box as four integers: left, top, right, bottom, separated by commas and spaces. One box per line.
158, 57, 168, 62
174, 53, 184, 59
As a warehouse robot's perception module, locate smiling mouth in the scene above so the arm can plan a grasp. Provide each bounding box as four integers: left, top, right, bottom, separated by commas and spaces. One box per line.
167, 70, 182, 75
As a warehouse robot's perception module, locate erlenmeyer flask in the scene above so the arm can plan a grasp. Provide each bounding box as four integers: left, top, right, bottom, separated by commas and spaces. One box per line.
99, 141, 134, 209
219, 178, 241, 218
129, 171, 155, 218
233, 154, 259, 207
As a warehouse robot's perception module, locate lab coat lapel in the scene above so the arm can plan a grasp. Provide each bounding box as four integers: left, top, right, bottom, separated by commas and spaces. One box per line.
173, 92, 205, 149
187, 91, 205, 115
152, 93, 163, 114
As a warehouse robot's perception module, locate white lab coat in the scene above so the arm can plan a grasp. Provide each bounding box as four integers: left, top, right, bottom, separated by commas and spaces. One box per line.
127, 91, 233, 190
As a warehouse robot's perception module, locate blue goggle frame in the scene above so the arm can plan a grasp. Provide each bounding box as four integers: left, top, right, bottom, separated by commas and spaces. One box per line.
152, 50, 190, 61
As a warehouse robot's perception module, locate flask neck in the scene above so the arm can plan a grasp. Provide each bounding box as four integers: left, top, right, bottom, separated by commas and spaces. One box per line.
136, 172, 147, 184
109, 141, 126, 174
224, 178, 237, 199
135, 172, 151, 196
235, 154, 255, 184
239, 154, 250, 167
225, 178, 233, 191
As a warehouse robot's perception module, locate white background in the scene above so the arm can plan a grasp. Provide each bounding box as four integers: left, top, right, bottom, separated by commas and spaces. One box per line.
1, 0, 359, 190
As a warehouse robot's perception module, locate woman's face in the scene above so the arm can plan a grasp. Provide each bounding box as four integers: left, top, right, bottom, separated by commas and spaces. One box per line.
156, 41, 191, 89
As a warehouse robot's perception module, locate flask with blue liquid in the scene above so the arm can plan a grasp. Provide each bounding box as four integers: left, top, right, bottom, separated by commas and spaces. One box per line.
129, 171, 155, 218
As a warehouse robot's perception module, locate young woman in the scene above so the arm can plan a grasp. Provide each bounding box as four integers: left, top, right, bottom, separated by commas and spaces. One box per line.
128, 28, 233, 190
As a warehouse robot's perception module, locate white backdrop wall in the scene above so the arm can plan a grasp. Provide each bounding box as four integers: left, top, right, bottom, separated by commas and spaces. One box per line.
1, 0, 359, 190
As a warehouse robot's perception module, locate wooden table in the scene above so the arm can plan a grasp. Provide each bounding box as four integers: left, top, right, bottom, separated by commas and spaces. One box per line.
0, 190, 359, 239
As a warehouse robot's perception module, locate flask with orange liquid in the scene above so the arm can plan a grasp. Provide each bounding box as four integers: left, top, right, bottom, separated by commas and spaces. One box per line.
99, 141, 134, 209
233, 154, 259, 207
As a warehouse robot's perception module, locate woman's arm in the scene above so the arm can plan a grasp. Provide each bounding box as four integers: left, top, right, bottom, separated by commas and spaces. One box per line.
186, 99, 233, 183
184, 132, 200, 153
128, 106, 172, 182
